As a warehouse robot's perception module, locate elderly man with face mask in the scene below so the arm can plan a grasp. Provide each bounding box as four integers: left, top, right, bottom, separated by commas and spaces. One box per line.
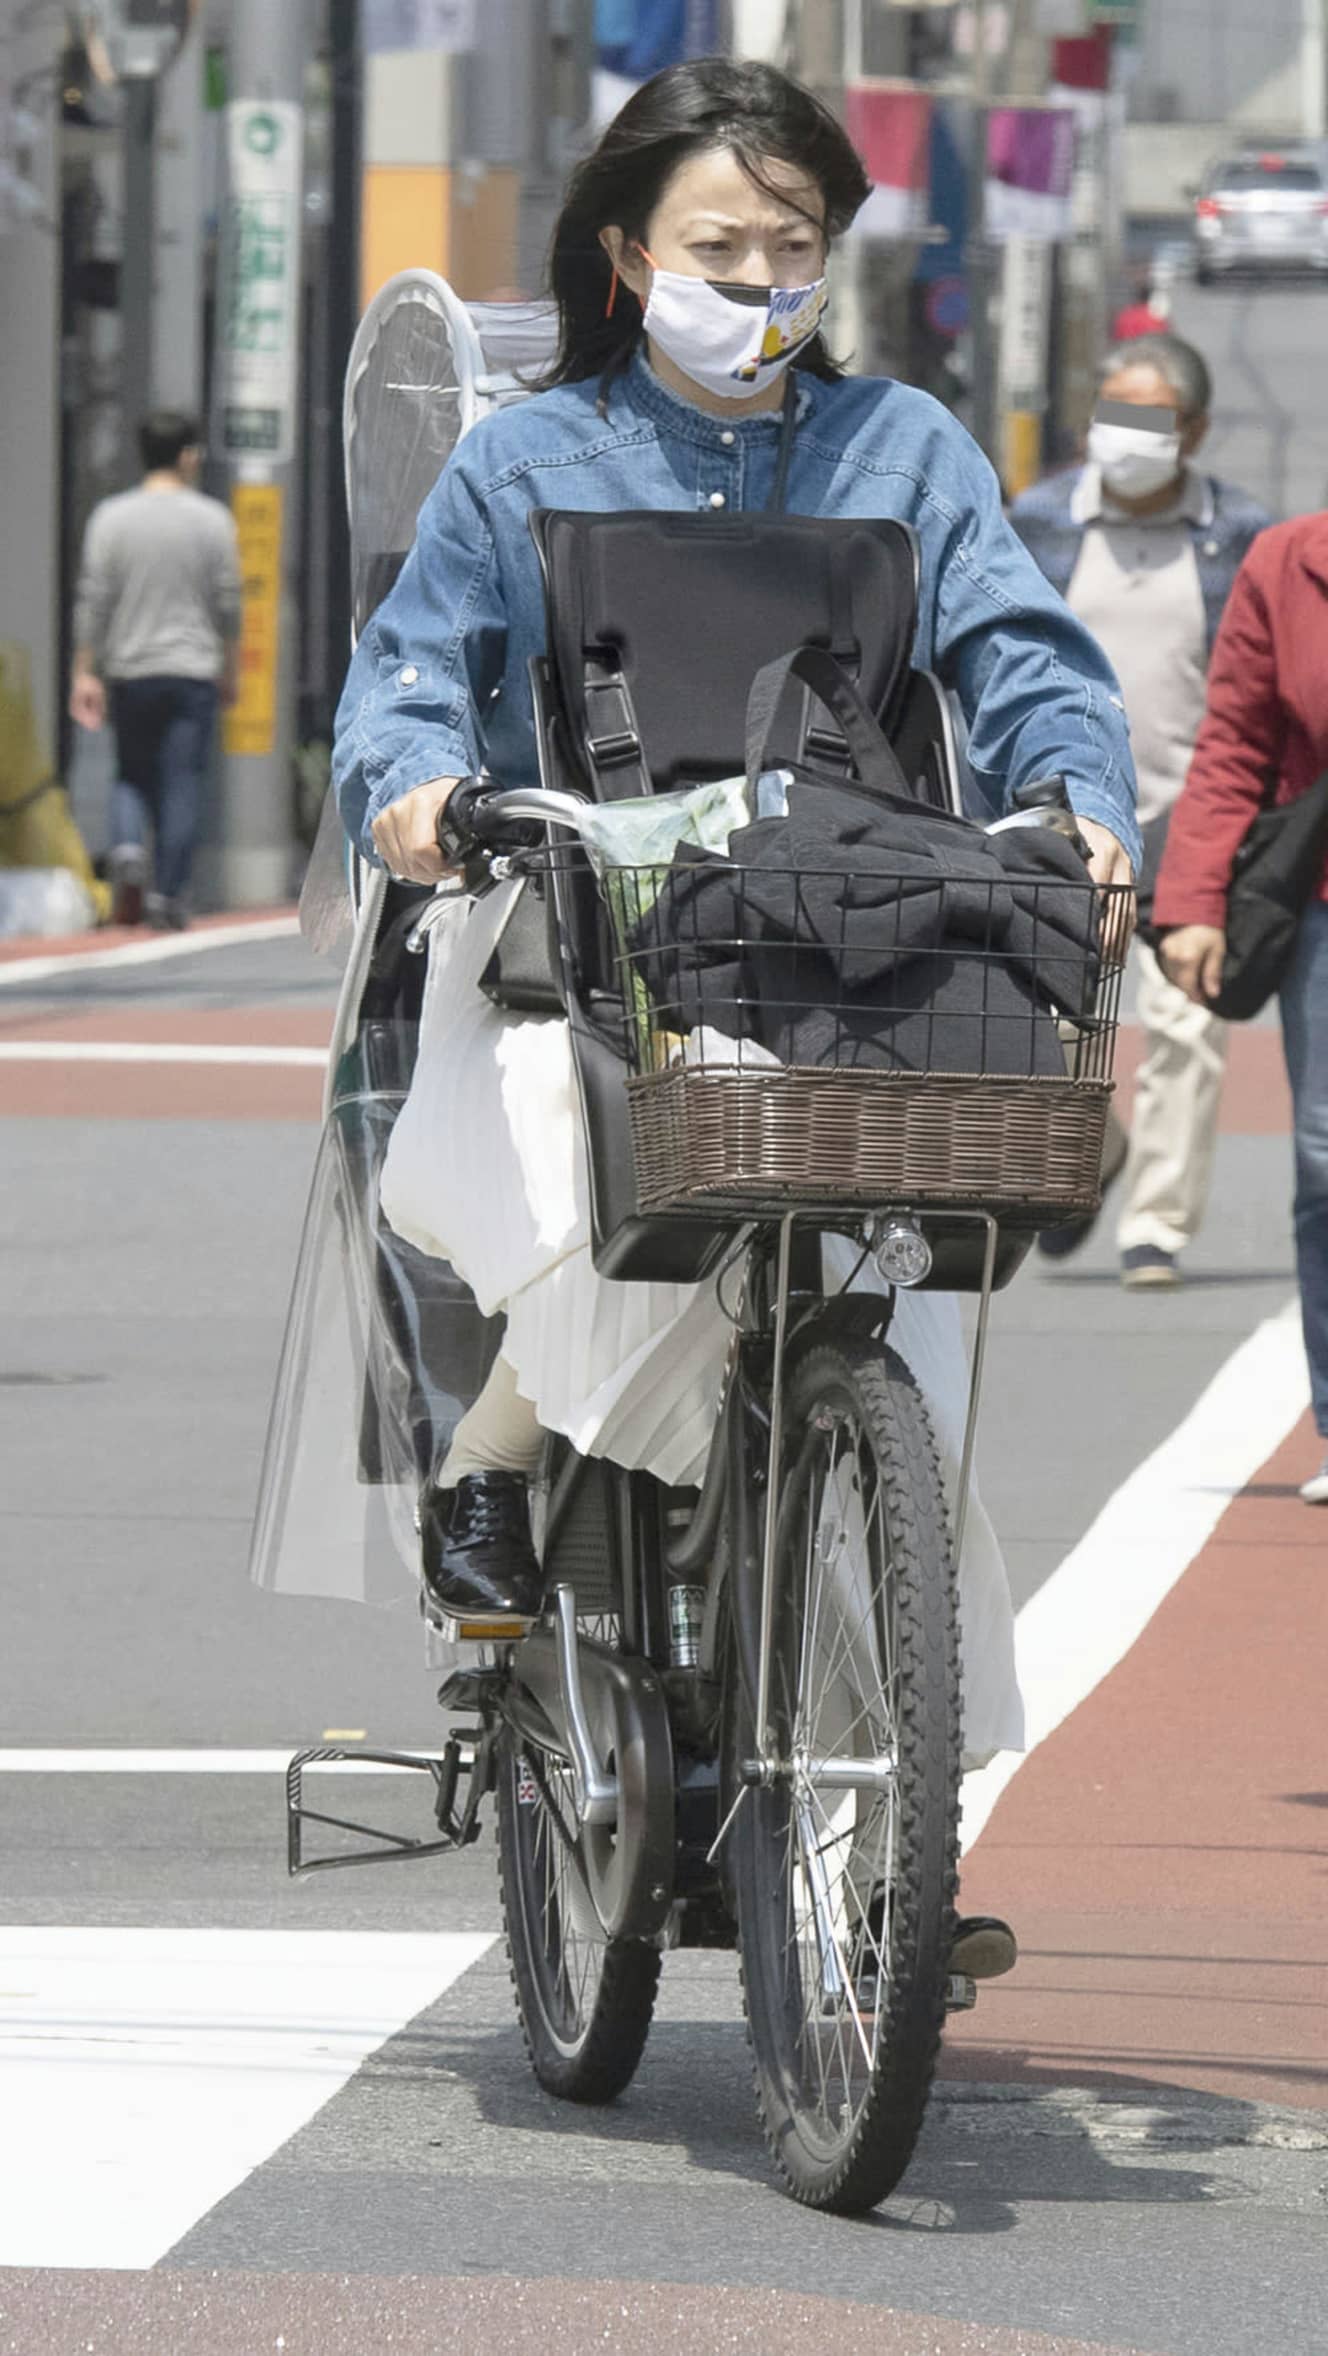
1011, 333, 1271, 1288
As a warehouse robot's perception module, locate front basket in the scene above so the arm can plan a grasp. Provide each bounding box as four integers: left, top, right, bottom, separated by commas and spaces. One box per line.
626, 1064, 1113, 1222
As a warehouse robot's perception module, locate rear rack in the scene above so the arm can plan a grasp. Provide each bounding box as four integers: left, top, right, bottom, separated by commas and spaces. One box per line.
285, 1731, 494, 1877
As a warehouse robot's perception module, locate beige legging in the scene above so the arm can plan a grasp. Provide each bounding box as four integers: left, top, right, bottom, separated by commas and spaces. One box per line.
441, 1354, 543, 1484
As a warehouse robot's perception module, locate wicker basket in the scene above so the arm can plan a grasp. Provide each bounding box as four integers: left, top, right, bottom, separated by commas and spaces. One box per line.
626, 1064, 1113, 1219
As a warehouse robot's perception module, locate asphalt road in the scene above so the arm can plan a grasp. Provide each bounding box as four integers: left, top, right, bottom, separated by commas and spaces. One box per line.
1167, 275, 1328, 519
2, 911, 1322, 2356
1, 281, 1325, 2356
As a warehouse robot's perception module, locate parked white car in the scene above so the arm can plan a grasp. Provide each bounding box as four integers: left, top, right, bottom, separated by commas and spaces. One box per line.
1193, 151, 1328, 284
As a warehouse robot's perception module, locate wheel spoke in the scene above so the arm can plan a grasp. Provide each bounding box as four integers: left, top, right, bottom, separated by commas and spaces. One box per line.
764, 1399, 911, 2148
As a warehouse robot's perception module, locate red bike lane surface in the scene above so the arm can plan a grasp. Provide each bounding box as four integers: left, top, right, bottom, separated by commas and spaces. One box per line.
0, 1003, 1293, 1130
0, 2272, 1154, 2356
945, 1413, 1328, 2115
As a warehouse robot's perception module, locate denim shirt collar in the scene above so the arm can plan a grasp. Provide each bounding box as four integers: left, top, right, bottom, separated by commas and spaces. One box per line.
615, 348, 816, 449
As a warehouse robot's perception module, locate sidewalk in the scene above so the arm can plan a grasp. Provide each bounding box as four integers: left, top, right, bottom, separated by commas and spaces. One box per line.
948, 1414, 1328, 2114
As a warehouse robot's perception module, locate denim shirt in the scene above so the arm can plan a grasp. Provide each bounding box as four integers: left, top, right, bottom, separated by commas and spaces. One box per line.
334, 353, 1140, 867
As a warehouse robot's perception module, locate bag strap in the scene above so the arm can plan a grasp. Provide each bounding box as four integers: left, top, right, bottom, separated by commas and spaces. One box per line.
745, 643, 910, 800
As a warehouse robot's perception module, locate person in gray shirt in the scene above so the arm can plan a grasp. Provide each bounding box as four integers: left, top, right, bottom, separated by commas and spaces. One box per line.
70, 410, 242, 927
1012, 335, 1270, 1289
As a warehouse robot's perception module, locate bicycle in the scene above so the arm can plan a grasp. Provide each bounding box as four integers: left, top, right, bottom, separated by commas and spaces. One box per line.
285, 762, 1124, 2215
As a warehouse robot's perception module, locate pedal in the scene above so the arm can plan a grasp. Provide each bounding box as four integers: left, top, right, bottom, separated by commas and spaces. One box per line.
420, 1587, 536, 1646
434, 1610, 536, 1644
945, 1972, 978, 2012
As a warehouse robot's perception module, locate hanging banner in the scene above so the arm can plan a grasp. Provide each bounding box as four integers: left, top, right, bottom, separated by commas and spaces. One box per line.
845, 84, 933, 240
363, 0, 478, 51
225, 485, 284, 759
985, 104, 1076, 242
217, 100, 304, 468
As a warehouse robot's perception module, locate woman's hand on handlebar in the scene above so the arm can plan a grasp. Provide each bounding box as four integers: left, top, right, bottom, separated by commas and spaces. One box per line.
371, 776, 463, 884
1075, 817, 1136, 962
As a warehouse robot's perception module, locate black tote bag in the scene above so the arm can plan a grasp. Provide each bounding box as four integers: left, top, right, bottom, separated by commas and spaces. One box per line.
1204, 772, 1328, 1020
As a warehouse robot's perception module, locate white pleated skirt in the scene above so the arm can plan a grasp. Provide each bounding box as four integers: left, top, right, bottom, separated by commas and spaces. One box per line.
380, 887, 1024, 1764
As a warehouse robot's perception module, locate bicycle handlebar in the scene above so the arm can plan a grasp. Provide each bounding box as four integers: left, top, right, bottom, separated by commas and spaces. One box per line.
438, 776, 1091, 861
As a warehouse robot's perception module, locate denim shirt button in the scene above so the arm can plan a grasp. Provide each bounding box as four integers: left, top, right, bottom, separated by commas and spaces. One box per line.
720, 430, 736, 447
708, 490, 727, 510
399, 665, 420, 687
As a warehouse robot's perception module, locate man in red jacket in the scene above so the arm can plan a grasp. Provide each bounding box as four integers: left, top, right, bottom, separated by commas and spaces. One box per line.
1156, 512, 1328, 1501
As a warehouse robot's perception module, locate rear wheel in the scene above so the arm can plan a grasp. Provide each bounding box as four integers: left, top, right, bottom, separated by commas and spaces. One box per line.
496, 1725, 660, 2103
728, 1323, 960, 2212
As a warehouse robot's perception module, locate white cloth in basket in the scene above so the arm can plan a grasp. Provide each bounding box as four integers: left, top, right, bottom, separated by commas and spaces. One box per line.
380, 885, 1024, 1764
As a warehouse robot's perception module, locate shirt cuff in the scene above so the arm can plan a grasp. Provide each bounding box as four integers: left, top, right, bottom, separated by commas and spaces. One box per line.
1064, 783, 1143, 876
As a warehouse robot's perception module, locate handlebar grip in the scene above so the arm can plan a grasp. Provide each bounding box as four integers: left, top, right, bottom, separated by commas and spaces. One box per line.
1011, 774, 1072, 814
434, 778, 496, 863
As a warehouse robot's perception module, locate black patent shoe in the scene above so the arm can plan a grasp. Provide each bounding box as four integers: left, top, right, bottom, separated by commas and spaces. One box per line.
419, 1471, 543, 1631
951, 1915, 1018, 1981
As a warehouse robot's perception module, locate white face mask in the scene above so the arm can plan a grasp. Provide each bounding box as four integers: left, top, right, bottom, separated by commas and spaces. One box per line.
640, 262, 830, 402
1087, 417, 1183, 501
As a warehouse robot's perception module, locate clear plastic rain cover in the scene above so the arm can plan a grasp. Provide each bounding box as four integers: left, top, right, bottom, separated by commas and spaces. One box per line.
300, 271, 482, 960
249, 1018, 503, 1608
267, 278, 555, 1611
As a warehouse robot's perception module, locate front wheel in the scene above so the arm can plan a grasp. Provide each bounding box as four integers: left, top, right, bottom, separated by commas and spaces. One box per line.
728, 1324, 961, 2213
495, 1726, 661, 2103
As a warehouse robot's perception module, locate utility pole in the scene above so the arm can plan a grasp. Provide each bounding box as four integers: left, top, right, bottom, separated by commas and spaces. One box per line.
151, 7, 205, 415
212, 0, 309, 908
119, 78, 155, 483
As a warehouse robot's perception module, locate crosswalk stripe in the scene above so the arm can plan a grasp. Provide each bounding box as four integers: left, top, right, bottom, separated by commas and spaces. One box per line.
0, 1927, 494, 2270
0, 1042, 328, 1066
0, 1750, 430, 1773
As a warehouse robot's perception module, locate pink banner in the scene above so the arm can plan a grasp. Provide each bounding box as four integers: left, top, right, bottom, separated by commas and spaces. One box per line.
845, 84, 933, 239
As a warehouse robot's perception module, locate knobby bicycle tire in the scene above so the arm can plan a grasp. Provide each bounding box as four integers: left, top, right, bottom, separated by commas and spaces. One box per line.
728, 1318, 961, 2212
495, 1723, 661, 2104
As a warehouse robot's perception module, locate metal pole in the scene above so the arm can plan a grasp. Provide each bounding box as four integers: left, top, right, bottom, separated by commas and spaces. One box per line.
212, 0, 310, 909
152, 12, 205, 416
120, 77, 156, 484
1304, 0, 1328, 138
965, 0, 997, 459
324, 0, 360, 704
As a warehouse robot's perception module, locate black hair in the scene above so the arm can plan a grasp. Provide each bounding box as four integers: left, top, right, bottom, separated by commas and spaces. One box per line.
138, 409, 201, 472
541, 57, 870, 396
1099, 331, 1212, 420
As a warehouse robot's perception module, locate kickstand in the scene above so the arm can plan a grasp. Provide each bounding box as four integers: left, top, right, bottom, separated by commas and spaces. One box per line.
285, 1732, 494, 1877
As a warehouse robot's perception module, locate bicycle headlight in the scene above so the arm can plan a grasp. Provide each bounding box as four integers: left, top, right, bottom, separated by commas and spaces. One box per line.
872, 1215, 933, 1289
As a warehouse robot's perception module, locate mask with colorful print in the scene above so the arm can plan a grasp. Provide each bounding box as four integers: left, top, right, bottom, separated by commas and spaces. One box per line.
639, 258, 829, 402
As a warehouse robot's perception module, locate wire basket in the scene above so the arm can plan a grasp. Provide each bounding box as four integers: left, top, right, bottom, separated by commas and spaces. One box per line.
585, 853, 1129, 1225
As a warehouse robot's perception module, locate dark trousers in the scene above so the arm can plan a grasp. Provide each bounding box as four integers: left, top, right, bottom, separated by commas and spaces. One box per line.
109, 676, 218, 903
1280, 900, 1328, 1438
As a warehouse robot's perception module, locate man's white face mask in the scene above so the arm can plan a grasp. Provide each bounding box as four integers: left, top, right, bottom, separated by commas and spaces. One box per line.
1087, 400, 1183, 501
638, 251, 830, 403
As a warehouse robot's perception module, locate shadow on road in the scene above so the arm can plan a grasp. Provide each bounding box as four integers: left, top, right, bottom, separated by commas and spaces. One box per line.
393, 2014, 1235, 2238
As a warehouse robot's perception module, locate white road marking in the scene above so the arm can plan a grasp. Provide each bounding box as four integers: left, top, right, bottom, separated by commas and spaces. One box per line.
0, 1926, 493, 2269
0, 1749, 441, 1773
961, 1297, 1308, 1851
0, 1041, 327, 1066
0, 914, 300, 989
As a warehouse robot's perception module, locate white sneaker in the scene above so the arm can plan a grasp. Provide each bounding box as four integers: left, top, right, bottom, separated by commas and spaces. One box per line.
1299, 1459, 1328, 1505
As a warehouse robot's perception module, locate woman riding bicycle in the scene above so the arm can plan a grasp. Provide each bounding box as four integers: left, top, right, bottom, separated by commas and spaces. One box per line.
332, 61, 1139, 1921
